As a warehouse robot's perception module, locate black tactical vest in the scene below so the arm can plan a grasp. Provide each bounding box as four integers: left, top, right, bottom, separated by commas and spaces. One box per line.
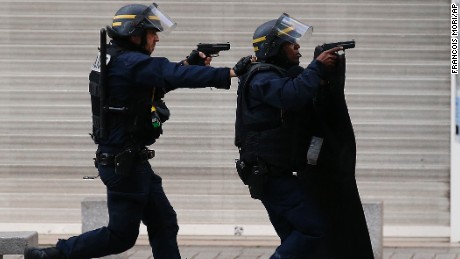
89, 45, 164, 146
235, 63, 312, 170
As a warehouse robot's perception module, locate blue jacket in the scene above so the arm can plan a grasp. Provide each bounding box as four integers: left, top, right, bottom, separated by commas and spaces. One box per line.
248, 60, 325, 111
99, 46, 231, 149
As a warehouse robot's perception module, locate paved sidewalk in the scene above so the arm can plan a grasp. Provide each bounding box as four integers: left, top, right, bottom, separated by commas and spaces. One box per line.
130, 245, 460, 259
129, 245, 275, 259
7, 244, 460, 259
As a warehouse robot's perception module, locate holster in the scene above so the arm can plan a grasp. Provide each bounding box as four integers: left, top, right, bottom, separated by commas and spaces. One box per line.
114, 148, 137, 176
235, 159, 268, 200
235, 159, 250, 185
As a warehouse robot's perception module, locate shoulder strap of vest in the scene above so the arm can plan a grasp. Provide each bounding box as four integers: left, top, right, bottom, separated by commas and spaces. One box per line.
239, 63, 287, 90
238, 63, 287, 109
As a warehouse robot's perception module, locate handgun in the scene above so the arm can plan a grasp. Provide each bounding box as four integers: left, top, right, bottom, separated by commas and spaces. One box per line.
197, 42, 230, 57
314, 40, 355, 58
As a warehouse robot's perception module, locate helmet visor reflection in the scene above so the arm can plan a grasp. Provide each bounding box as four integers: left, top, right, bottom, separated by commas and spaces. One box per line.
274, 14, 313, 43
141, 2, 177, 34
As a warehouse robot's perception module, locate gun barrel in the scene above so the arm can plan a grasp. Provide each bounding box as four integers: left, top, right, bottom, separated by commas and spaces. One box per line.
339, 40, 355, 49
197, 42, 230, 55
322, 40, 355, 51
216, 43, 230, 50
204, 43, 230, 50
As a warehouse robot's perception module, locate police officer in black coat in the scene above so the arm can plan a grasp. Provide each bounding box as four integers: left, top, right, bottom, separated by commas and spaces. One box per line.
235, 13, 373, 258
25, 3, 249, 259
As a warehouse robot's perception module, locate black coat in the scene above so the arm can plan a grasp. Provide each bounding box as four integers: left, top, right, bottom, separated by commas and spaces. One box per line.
301, 54, 374, 258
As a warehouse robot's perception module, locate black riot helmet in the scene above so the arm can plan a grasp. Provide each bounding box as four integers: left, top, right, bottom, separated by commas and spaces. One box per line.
107, 2, 177, 39
253, 13, 313, 61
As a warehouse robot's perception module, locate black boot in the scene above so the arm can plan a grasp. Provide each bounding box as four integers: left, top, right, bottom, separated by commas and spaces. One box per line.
24, 247, 66, 259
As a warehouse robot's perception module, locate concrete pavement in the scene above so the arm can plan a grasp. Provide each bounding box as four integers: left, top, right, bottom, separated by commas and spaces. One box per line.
125, 244, 460, 259
5, 235, 460, 259
6, 244, 460, 259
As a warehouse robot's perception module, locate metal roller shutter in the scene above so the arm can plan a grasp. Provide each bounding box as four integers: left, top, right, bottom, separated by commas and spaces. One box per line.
0, 0, 451, 240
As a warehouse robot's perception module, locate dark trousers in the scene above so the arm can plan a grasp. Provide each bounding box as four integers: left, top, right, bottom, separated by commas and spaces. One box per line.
56, 161, 180, 259
260, 174, 330, 259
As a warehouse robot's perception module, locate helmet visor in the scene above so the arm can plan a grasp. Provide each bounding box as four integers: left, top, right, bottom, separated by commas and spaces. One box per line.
274, 13, 313, 43
140, 3, 177, 34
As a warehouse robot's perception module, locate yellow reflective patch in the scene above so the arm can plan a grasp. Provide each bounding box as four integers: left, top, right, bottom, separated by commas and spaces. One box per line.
113, 14, 136, 20
252, 26, 295, 44
113, 15, 159, 21
252, 36, 266, 44
112, 22, 122, 27
253, 46, 259, 51
277, 26, 295, 36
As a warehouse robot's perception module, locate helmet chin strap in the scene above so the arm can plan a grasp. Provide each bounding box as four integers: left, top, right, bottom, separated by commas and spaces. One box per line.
127, 28, 150, 55
139, 30, 149, 54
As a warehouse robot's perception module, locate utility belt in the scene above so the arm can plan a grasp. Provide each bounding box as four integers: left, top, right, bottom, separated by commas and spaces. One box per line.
94, 147, 155, 176
235, 158, 292, 200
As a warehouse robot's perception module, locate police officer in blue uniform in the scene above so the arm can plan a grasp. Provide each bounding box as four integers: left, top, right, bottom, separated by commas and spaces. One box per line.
25, 3, 248, 259
235, 14, 372, 258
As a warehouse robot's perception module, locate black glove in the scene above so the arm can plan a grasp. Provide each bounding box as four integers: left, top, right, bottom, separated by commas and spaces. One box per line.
233, 55, 253, 76
185, 50, 206, 66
